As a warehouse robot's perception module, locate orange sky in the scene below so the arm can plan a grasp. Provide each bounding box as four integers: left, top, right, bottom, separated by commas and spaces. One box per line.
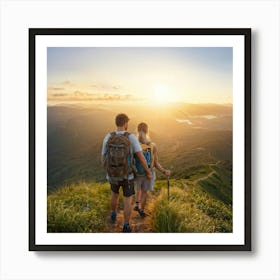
47, 47, 233, 105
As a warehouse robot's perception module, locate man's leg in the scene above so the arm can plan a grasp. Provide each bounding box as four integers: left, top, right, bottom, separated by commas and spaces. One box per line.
111, 191, 119, 212
122, 180, 135, 232
110, 184, 119, 223
123, 195, 132, 223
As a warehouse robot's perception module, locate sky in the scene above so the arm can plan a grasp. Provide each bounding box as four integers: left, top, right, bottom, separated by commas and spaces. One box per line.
47, 47, 232, 105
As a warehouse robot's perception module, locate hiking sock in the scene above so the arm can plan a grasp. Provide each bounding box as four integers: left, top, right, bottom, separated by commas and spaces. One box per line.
134, 202, 139, 211
139, 209, 146, 217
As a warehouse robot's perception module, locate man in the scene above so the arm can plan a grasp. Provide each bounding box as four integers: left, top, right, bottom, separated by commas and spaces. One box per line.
101, 113, 152, 233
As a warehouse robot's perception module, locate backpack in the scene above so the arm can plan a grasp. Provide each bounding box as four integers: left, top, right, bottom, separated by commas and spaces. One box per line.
135, 142, 154, 176
104, 132, 132, 183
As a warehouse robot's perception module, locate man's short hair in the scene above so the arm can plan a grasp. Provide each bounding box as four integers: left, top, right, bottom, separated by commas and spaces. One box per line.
115, 113, 130, 127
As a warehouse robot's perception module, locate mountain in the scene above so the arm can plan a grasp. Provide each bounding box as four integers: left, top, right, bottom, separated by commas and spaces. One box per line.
47, 102, 232, 191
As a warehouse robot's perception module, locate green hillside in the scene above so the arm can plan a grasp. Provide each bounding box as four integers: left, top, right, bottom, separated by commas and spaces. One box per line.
47, 161, 232, 233
47, 103, 232, 191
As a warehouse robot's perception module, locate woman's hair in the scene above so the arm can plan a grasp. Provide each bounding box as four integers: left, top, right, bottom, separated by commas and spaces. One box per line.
137, 122, 150, 144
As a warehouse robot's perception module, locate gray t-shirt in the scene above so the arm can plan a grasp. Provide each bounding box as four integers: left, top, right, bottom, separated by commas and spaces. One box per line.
102, 130, 142, 180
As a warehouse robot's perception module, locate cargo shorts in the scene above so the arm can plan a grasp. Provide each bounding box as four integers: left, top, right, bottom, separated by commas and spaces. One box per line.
110, 179, 135, 197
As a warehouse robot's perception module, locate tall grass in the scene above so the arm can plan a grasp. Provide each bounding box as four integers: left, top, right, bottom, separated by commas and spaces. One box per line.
151, 180, 232, 233
152, 198, 186, 232
47, 166, 232, 233
47, 182, 110, 232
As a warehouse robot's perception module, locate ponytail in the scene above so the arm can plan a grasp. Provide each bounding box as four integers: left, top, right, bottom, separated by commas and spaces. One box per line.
137, 122, 150, 144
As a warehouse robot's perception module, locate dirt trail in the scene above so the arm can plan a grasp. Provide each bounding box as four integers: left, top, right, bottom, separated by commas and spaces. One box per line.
193, 171, 215, 184
193, 161, 220, 185
105, 161, 221, 233
106, 199, 154, 233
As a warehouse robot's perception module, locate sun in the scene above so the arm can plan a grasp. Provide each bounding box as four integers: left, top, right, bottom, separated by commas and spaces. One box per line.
152, 84, 172, 104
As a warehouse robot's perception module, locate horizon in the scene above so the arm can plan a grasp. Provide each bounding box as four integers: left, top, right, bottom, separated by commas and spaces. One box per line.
47, 100, 233, 107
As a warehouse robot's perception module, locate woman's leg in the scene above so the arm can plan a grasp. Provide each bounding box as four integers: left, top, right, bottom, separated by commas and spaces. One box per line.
140, 190, 148, 210
136, 188, 141, 205
134, 177, 141, 210
139, 171, 155, 216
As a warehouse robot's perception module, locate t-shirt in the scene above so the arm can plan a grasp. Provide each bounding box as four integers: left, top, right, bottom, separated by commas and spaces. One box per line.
102, 130, 142, 180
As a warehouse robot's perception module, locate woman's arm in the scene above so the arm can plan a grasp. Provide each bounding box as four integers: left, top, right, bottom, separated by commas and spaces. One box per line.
153, 144, 171, 176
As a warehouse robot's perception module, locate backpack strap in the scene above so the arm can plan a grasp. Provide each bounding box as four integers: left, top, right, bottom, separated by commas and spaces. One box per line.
123, 131, 130, 138
149, 142, 154, 168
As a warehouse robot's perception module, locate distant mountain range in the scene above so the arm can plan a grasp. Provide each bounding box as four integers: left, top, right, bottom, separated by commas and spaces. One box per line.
47, 103, 232, 191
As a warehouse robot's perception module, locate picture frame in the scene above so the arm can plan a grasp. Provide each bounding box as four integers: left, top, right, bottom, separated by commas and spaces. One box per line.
29, 28, 251, 251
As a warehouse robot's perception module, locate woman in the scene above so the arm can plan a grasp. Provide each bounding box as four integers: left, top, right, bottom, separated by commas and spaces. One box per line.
134, 122, 171, 217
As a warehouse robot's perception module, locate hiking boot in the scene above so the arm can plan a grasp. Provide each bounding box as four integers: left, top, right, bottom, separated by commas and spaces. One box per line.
122, 223, 132, 233
139, 209, 146, 217
134, 204, 139, 211
111, 211, 117, 223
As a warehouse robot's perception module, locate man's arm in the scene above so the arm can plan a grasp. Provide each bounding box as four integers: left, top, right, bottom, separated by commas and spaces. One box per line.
135, 151, 153, 179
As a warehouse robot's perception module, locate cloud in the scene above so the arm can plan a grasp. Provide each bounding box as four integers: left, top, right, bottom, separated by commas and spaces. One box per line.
90, 83, 121, 91
48, 87, 65, 91
52, 93, 68, 97
48, 91, 134, 102
62, 80, 71, 85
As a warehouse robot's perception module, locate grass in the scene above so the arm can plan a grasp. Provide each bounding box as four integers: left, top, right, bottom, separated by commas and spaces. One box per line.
47, 162, 232, 233
197, 164, 232, 205
151, 180, 232, 233
47, 182, 110, 232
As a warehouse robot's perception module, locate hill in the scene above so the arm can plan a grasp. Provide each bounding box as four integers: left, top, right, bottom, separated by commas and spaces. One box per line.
47, 161, 232, 233
47, 102, 232, 191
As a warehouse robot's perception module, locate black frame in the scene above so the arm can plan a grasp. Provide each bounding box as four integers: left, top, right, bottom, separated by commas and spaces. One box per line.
29, 28, 251, 251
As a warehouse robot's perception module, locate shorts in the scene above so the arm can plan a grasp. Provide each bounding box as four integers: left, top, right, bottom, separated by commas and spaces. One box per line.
135, 171, 156, 192
110, 179, 135, 197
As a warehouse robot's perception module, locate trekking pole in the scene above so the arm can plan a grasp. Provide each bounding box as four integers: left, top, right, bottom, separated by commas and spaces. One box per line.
167, 176, 170, 201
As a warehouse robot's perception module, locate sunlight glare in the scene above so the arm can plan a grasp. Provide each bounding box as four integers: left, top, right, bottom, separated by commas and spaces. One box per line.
152, 84, 172, 104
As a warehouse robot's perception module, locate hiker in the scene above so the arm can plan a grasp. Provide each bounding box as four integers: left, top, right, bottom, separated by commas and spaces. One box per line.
134, 122, 171, 217
102, 114, 152, 233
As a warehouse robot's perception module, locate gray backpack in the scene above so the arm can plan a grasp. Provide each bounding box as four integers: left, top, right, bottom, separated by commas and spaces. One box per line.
104, 132, 131, 183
